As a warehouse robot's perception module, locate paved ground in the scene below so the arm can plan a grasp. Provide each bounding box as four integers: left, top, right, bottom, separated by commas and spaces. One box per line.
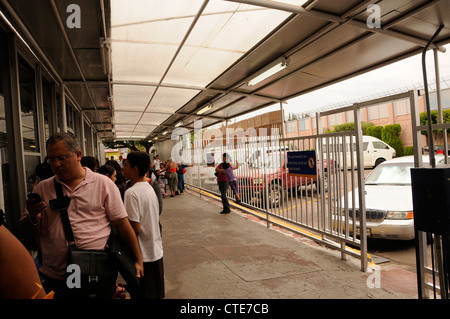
160, 189, 418, 299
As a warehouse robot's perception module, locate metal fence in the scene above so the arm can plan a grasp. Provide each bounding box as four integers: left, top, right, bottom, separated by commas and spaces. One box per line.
183, 107, 368, 271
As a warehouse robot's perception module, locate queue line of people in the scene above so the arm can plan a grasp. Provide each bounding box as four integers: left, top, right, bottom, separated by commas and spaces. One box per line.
1, 132, 170, 299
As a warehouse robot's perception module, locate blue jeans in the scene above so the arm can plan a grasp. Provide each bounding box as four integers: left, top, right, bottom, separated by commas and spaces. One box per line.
177, 174, 185, 193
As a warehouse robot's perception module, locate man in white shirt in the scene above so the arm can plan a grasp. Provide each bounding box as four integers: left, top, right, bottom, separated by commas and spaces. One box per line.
123, 151, 164, 299
153, 155, 161, 177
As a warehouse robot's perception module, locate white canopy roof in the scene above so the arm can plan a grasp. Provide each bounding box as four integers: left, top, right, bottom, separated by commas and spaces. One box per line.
2, 0, 450, 142
110, 0, 299, 140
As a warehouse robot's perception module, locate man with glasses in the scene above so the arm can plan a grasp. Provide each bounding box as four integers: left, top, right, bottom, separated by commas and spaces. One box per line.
19, 132, 143, 299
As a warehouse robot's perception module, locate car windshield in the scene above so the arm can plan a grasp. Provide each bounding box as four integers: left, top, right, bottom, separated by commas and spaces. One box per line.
365, 163, 413, 185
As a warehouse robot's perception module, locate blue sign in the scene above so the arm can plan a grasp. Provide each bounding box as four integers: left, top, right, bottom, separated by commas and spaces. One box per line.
287, 151, 317, 178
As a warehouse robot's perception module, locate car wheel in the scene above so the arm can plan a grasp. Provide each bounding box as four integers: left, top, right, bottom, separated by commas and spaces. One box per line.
374, 158, 385, 167
267, 183, 282, 208
315, 174, 328, 193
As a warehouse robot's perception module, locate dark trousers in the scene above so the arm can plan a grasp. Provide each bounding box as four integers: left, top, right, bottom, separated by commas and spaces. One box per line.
178, 175, 185, 192
218, 181, 230, 212
131, 258, 165, 299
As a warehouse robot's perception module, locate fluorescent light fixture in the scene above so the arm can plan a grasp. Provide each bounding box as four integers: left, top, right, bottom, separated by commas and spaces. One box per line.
175, 121, 183, 128
197, 104, 212, 115
162, 131, 168, 135
247, 57, 289, 86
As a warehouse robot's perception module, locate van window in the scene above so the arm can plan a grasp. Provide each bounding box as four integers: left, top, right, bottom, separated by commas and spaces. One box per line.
363, 142, 368, 151
373, 141, 389, 150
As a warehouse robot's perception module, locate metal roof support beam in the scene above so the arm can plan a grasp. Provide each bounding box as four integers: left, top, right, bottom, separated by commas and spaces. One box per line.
225, 0, 446, 52
422, 25, 445, 169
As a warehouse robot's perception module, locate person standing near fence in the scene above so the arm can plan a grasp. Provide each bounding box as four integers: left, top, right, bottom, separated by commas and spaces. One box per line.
221, 160, 241, 204
177, 160, 193, 195
215, 153, 231, 214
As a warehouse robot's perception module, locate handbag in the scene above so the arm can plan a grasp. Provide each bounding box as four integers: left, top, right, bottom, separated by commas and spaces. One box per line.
107, 224, 140, 294
50, 180, 118, 298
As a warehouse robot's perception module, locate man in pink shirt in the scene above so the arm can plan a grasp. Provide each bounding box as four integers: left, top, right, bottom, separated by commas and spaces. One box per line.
19, 132, 143, 299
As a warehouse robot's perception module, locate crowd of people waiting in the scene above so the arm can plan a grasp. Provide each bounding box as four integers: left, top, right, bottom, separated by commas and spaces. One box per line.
0, 132, 192, 300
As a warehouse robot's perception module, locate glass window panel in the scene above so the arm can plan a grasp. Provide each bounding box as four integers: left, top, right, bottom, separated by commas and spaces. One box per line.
368, 104, 388, 120
55, 92, 61, 131
346, 110, 354, 123
66, 102, 74, 131
24, 155, 40, 194
298, 118, 309, 131
286, 121, 296, 133
18, 56, 39, 152
0, 29, 13, 224
394, 99, 410, 116
0, 92, 9, 216
42, 78, 53, 141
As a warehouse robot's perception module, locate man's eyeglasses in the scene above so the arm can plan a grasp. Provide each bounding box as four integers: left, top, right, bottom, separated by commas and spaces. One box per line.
48, 153, 75, 164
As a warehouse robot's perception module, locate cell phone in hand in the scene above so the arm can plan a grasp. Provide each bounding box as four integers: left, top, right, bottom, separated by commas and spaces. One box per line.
27, 193, 42, 203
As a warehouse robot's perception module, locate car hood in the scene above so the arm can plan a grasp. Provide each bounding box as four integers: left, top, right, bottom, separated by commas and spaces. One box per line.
346, 184, 413, 211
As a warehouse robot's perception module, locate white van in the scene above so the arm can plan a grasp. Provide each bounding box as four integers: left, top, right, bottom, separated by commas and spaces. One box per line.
322, 135, 396, 169
362, 136, 396, 167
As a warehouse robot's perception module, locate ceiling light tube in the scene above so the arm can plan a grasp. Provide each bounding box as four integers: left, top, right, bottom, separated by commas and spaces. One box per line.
162, 131, 169, 135
197, 104, 212, 115
247, 57, 289, 86
175, 121, 183, 127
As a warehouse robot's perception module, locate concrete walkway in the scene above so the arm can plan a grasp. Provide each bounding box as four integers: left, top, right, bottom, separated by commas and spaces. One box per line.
160, 189, 418, 299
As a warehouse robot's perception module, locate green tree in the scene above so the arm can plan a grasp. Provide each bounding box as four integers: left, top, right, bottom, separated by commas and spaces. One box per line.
381, 124, 404, 157
332, 121, 373, 135
419, 109, 450, 138
103, 140, 154, 154
366, 126, 383, 140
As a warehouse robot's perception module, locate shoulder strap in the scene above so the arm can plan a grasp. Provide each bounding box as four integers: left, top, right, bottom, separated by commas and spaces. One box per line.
53, 179, 76, 247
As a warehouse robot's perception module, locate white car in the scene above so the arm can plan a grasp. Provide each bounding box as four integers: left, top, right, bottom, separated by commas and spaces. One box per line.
322, 135, 396, 169
339, 155, 443, 240
361, 136, 397, 168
